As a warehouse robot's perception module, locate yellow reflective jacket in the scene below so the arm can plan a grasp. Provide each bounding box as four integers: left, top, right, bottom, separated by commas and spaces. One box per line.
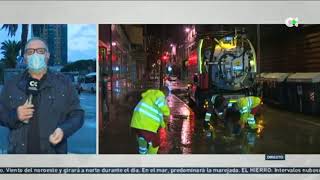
131, 89, 170, 133
237, 96, 261, 113
237, 96, 261, 128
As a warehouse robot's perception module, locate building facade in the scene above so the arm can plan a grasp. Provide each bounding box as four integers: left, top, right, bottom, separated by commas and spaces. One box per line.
32, 24, 68, 66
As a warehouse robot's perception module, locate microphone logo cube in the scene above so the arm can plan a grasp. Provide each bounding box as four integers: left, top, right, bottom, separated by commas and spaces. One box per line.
28, 80, 39, 92
29, 81, 38, 87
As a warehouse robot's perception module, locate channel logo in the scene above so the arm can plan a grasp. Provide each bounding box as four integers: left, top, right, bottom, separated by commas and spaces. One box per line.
285, 17, 299, 27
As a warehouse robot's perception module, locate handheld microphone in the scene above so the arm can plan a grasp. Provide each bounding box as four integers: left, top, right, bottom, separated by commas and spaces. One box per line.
27, 78, 40, 103
24, 79, 39, 123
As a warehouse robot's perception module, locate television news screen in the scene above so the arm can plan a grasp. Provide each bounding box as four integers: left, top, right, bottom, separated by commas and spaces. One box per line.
99, 24, 320, 155
0, 1, 320, 180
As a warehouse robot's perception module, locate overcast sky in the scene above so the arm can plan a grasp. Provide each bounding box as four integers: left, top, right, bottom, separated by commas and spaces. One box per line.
0, 24, 97, 63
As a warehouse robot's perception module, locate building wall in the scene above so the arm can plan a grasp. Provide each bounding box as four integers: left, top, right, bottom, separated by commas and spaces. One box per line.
32, 24, 68, 66
99, 25, 146, 83
260, 25, 320, 72
112, 25, 131, 80
98, 24, 132, 80
125, 25, 145, 82
177, 25, 197, 80
125, 25, 144, 45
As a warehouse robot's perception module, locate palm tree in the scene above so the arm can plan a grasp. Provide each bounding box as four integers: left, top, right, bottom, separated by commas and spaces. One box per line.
1, 24, 18, 37
0, 40, 21, 68
1, 24, 29, 56
20, 24, 29, 55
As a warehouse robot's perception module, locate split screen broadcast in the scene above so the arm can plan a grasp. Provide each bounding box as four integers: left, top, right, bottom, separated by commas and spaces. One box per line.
0, 24, 319, 154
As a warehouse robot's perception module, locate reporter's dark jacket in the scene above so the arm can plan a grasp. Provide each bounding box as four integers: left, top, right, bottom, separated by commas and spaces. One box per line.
0, 70, 84, 154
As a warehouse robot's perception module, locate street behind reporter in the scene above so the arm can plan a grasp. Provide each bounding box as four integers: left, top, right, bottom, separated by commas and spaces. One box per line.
0, 37, 84, 154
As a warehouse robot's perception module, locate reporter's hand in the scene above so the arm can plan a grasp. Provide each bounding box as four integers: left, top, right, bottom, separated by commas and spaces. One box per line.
17, 100, 34, 122
49, 128, 64, 145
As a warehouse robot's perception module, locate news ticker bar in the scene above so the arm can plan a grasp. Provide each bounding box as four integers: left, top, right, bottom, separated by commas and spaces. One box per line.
0, 167, 320, 174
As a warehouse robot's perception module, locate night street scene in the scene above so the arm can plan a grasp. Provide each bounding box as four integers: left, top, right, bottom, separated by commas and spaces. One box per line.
0, 24, 96, 154
99, 24, 320, 154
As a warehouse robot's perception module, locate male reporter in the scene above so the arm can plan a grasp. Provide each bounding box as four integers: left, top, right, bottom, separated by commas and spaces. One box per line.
0, 37, 84, 154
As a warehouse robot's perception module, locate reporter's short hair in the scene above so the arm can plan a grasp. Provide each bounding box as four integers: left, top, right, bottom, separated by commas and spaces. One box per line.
24, 37, 49, 53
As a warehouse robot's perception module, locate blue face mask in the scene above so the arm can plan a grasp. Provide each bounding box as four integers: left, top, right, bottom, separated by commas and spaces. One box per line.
27, 53, 47, 73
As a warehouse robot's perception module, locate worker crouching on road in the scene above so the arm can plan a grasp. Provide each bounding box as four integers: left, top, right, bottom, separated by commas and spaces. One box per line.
130, 88, 170, 154
203, 95, 227, 138
204, 95, 263, 136
231, 96, 263, 130
204, 95, 227, 124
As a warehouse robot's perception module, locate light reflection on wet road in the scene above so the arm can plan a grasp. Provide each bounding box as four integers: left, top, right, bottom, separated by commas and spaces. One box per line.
159, 93, 195, 154
100, 80, 320, 154
170, 88, 320, 154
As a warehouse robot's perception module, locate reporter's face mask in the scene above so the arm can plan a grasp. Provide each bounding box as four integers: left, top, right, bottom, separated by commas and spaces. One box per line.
27, 53, 47, 73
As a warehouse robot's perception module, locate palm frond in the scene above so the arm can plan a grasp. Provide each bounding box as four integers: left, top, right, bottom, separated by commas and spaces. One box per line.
1, 24, 18, 37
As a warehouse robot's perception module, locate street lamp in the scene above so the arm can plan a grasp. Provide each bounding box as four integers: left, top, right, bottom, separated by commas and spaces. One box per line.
185, 27, 190, 33
112, 42, 117, 46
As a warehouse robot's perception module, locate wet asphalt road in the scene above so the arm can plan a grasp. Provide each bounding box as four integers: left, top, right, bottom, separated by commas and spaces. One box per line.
169, 83, 320, 154
100, 79, 320, 154
68, 92, 96, 154
158, 93, 196, 154
101, 79, 320, 154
